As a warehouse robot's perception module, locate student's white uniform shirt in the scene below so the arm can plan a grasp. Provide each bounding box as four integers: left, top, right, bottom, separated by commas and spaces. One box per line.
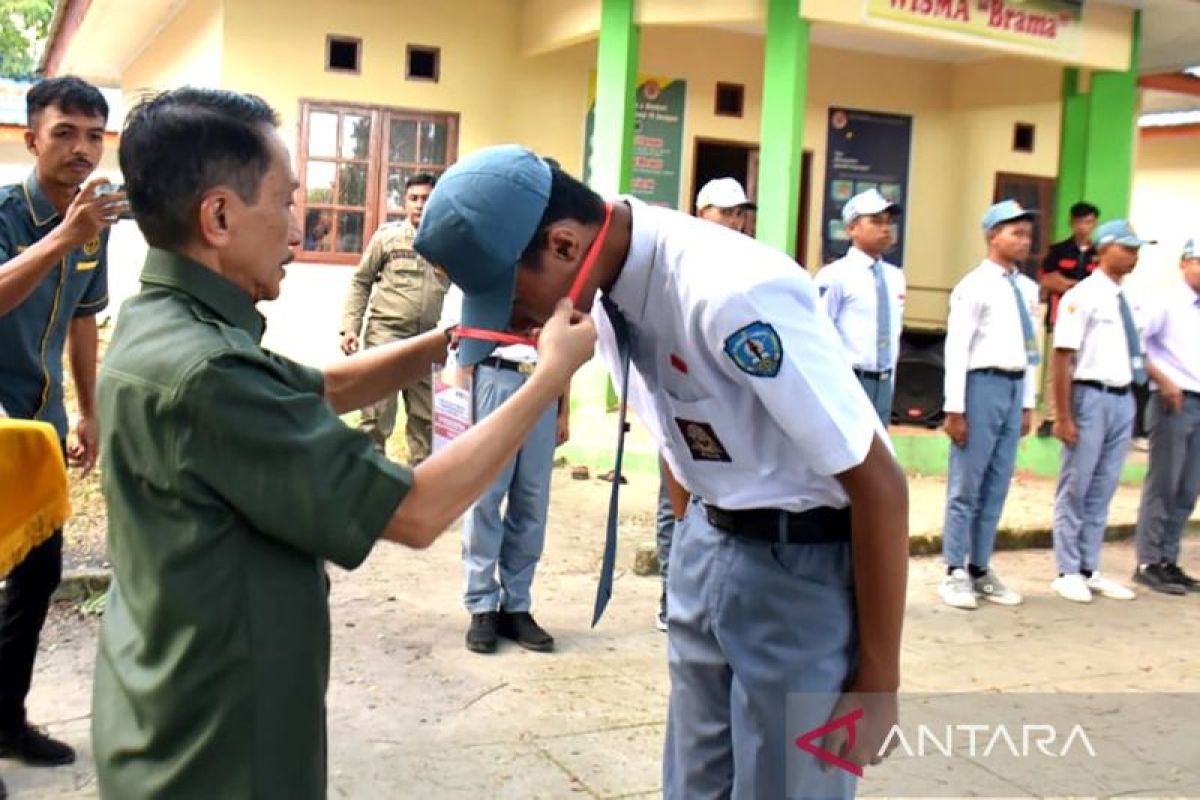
813, 246, 905, 372
1053, 270, 1136, 388
593, 198, 885, 513
1138, 280, 1200, 394
942, 259, 1040, 414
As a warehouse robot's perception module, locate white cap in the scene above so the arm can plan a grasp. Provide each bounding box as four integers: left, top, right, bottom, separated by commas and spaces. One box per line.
696, 178, 756, 211
842, 188, 901, 225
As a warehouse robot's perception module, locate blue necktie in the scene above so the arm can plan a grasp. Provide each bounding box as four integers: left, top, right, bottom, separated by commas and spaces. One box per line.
1007, 272, 1040, 366
1117, 291, 1147, 385
593, 295, 632, 627
872, 260, 892, 372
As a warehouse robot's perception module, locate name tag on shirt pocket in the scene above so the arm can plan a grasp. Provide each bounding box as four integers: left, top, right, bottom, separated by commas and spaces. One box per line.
76, 260, 98, 271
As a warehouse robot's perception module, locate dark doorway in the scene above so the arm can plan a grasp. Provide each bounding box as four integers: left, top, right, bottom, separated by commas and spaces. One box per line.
692, 139, 812, 263
993, 172, 1056, 280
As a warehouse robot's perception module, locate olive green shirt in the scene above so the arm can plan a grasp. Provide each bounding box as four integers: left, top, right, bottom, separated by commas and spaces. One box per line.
94, 249, 412, 799
340, 218, 449, 337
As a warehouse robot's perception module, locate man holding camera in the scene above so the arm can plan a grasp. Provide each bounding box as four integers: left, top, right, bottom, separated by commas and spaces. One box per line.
0, 76, 127, 775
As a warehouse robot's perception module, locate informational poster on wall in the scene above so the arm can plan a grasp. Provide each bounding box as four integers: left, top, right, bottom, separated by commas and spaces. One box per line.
865, 0, 1084, 57
583, 75, 687, 208
821, 107, 913, 268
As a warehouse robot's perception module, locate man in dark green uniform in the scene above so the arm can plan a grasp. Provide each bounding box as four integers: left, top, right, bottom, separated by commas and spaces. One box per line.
0, 77, 127, 778
93, 87, 595, 799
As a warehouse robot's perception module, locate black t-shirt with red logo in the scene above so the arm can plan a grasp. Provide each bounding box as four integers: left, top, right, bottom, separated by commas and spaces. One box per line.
1041, 237, 1098, 329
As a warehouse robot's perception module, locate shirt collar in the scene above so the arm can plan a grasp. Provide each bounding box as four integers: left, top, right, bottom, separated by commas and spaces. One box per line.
605, 196, 657, 326
139, 248, 266, 341
983, 258, 1018, 278
1089, 268, 1122, 294
23, 171, 60, 228
846, 246, 879, 268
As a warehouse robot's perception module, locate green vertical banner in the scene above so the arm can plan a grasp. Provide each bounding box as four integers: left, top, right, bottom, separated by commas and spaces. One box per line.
585, 76, 688, 208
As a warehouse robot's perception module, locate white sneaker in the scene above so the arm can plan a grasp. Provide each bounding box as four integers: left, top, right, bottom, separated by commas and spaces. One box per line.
939, 568, 978, 609
1052, 573, 1093, 603
973, 570, 1024, 606
1086, 572, 1136, 600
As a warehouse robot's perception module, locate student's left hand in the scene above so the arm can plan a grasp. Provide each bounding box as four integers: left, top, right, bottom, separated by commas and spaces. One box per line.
68, 414, 100, 475
820, 688, 899, 772
1020, 409, 1033, 437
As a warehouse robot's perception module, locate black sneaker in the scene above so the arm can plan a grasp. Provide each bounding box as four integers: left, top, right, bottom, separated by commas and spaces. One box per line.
656, 591, 668, 633
1132, 564, 1187, 596
1036, 420, 1054, 439
1162, 563, 1200, 592
465, 611, 500, 654
497, 611, 555, 652
0, 774, 7, 799
0, 724, 76, 766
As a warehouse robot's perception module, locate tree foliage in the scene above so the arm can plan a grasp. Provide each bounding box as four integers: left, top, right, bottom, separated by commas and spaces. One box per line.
0, 0, 55, 80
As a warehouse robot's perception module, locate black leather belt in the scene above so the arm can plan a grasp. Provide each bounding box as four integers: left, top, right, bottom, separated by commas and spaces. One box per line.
970, 367, 1024, 379
854, 368, 892, 380
704, 504, 851, 545
480, 356, 535, 375
1074, 380, 1130, 396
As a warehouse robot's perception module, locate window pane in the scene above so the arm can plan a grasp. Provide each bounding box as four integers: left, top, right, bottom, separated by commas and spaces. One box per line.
341, 113, 371, 160
305, 161, 336, 204
388, 118, 417, 163
303, 209, 333, 252
386, 166, 416, 211
337, 212, 365, 253
308, 111, 338, 158
338, 163, 368, 206
418, 121, 447, 165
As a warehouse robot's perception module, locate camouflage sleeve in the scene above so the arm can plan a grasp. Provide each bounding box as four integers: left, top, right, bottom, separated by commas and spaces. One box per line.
341, 231, 383, 335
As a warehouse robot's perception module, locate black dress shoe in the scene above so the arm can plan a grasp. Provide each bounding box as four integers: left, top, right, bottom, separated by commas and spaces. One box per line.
1163, 563, 1200, 592
497, 611, 555, 652
0, 774, 7, 799
1132, 564, 1187, 596
0, 724, 76, 766
466, 611, 500, 654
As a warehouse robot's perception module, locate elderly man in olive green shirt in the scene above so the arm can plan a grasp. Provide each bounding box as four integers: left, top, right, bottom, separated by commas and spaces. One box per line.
94, 89, 595, 800
340, 173, 447, 463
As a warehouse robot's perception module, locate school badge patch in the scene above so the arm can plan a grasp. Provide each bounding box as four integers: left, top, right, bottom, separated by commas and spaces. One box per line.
674, 418, 732, 463
83, 236, 101, 256
723, 321, 782, 378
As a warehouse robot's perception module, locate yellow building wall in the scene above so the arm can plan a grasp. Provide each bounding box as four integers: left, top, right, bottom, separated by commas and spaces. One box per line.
1131, 134, 1200, 291
220, 0, 591, 175
122, 0, 222, 97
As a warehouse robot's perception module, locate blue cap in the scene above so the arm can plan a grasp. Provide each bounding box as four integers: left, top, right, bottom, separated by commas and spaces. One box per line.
1094, 219, 1155, 249
841, 188, 901, 225
981, 199, 1037, 232
1181, 238, 1198, 259
413, 145, 552, 365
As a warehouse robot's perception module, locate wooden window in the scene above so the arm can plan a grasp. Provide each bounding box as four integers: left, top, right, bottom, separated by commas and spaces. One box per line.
297, 101, 458, 263
406, 45, 440, 82
715, 82, 744, 118
326, 36, 361, 74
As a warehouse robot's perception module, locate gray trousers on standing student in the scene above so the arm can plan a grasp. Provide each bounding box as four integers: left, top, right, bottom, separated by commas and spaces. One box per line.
1052, 384, 1134, 575
1135, 391, 1200, 566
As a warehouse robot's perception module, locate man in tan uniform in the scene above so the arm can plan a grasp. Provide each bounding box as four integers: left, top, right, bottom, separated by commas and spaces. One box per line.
340, 173, 447, 463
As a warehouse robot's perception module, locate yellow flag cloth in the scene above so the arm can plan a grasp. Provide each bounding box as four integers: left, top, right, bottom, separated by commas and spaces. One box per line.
0, 419, 71, 576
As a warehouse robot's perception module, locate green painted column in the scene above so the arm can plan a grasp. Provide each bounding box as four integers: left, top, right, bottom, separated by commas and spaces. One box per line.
590, 0, 639, 197
1054, 68, 1089, 240
1080, 10, 1141, 221
756, 0, 810, 257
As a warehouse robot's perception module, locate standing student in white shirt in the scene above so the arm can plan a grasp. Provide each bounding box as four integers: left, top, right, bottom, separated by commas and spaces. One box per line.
1132, 237, 1200, 595
414, 146, 908, 798
1048, 220, 1150, 603
939, 200, 1040, 610
440, 286, 571, 654
815, 188, 905, 424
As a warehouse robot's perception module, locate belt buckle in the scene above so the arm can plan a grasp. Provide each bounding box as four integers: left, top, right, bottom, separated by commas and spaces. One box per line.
518, 362, 535, 376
